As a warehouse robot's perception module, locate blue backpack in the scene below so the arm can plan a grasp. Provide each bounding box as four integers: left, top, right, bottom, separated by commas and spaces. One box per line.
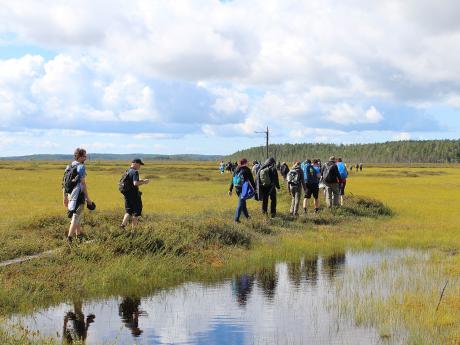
337, 162, 348, 179
232, 170, 245, 188
302, 163, 319, 184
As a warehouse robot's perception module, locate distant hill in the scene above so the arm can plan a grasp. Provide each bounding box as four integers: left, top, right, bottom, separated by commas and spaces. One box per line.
0, 153, 222, 161
226, 140, 460, 164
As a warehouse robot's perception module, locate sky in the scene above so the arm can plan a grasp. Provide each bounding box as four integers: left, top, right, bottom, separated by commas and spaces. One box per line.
1, 0, 460, 156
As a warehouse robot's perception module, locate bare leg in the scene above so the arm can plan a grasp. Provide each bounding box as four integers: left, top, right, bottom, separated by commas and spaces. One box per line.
131, 216, 138, 228
121, 213, 131, 227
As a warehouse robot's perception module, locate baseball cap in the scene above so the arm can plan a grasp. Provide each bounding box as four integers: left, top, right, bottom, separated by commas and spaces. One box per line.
132, 158, 145, 165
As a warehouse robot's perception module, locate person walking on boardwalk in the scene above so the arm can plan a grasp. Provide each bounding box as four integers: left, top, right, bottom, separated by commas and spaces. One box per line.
63, 148, 94, 243
336, 158, 348, 206
256, 157, 281, 217
302, 159, 321, 214
229, 158, 256, 223
287, 161, 306, 216
119, 158, 149, 230
321, 156, 341, 208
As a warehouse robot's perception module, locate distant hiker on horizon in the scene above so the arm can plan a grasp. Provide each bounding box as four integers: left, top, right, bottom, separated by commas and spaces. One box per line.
321, 156, 341, 208
119, 158, 149, 230
229, 158, 256, 223
256, 157, 280, 217
302, 159, 321, 214
219, 161, 225, 174
336, 158, 348, 206
287, 161, 306, 216
359, 163, 363, 171
62, 147, 95, 244
355, 163, 359, 171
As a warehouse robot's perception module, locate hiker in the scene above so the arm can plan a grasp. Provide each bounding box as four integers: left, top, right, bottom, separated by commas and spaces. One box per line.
336, 158, 348, 206
287, 161, 306, 216
219, 161, 225, 174
321, 156, 341, 208
302, 159, 321, 213
350, 165, 353, 172
359, 163, 363, 171
280, 162, 289, 181
355, 163, 359, 171
63, 148, 94, 243
120, 158, 149, 229
256, 157, 280, 217
252, 160, 261, 176
229, 158, 256, 223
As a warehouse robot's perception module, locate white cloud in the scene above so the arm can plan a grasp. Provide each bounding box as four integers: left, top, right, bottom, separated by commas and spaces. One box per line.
393, 132, 411, 141
327, 104, 383, 124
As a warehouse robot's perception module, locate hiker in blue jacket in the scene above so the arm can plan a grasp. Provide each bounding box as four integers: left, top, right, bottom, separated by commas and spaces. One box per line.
229, 158, 256, 223
336, 158, 348, 206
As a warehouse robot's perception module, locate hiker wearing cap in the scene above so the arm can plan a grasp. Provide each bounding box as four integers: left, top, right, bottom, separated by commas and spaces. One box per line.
229, 158, 256, 223
287, 161, 306, 216
63, 148, 94, 243
120, 158, 149, 229
256, 157, 281, 217
321, 156, 341, 208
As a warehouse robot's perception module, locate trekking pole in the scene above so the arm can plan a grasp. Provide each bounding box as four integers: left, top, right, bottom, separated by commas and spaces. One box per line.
435, 280, 448, 312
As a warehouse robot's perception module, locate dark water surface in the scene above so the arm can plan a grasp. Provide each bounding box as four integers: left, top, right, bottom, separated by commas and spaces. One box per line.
10, 249, 425, 344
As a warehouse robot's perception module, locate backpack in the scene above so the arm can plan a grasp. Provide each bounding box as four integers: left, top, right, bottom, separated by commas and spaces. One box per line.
240, 181, 255, 200
337, 162, 348, 179
287, 169, 300, 185
232, 169, 245, 189
303, 164, 319, 184
62, 163, 79, 194
118, 170, 133, 194
259, 166, 272, 187
322, 162, 337, 183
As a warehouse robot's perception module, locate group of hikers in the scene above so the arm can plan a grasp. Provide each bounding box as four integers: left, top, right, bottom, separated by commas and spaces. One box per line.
62, 148, 149, 243
62, 147, 353, 242
226, 156, 350, 223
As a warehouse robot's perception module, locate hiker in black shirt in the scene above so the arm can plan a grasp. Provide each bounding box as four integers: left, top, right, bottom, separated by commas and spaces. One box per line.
256, 157, 281, 217
321, 156, 341, 208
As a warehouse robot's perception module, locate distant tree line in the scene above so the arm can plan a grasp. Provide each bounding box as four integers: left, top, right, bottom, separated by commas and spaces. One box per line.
226, 140, 460, 164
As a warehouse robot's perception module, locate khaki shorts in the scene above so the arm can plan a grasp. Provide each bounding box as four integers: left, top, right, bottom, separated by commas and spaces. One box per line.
71, 203, 84, 225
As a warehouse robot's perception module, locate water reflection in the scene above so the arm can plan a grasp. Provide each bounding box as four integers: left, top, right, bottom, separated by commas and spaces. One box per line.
256, 266, 278, 300
62, 301, 95, 344
231, 274, 255, 307
322, 252, 346, 280
118, 297, 146, 337
10, 249, 425, 345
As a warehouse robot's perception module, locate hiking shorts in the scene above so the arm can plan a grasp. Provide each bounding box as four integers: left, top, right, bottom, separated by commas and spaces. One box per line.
71, 203, 84, 225
305, 183, 319, 199
124, 191, 142, 217
339, 179, 347, 196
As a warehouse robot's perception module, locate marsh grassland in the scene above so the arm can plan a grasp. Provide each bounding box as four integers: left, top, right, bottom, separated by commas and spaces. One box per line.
0, 161, 459, 344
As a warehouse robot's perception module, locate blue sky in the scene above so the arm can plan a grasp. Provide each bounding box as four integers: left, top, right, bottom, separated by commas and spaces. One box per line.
1, 0, 460, 156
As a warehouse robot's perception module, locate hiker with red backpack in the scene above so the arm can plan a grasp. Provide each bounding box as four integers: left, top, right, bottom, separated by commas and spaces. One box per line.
119, 158, 149, 230
287, 161, 306, 216
256, 157, 280, 217
229, 158, 256, 223
321, 156, 341, 208
62, 148, 95, 243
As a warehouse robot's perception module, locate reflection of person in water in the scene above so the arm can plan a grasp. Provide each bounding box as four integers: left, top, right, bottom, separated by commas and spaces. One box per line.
62, 301, 95, 344
322, 253, 346, 280
287, 261, 302, 288
231, 274, 255, 306
256, 266, 278, 300
119, 297, 145, 337
304, 257, 319, 286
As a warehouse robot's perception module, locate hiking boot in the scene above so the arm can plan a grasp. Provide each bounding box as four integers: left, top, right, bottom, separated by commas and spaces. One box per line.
120, 224, 126, 230
67, 236, 73, 244
77, 234, 85, 243
315, 208, 320, 213
234, 219, 241, 224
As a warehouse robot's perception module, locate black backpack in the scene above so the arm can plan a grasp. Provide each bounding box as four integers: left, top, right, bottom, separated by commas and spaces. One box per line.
118, 170, 133, 194
322, 162, 337, 183
287, 169, 300, 185
62, 163, 79, 194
